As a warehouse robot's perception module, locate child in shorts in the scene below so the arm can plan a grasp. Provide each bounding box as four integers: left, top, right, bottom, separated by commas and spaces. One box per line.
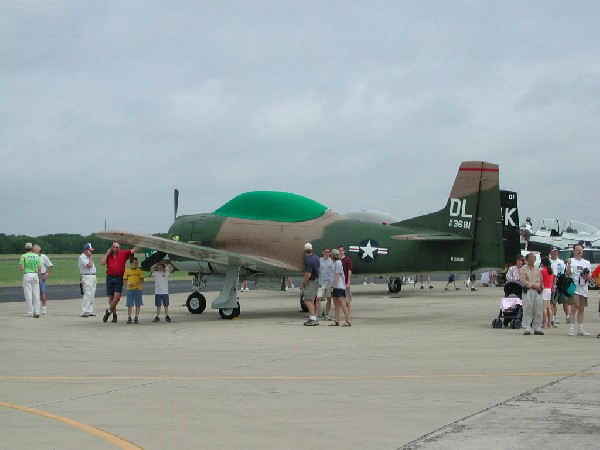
123, 258, 144, 324
152, 262, 174, 322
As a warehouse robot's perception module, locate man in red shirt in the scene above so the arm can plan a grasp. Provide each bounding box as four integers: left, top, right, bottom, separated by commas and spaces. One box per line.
101, 242, 140, 322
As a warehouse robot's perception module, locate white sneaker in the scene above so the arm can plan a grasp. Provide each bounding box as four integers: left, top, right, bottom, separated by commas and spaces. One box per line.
363, 281, 368, 285
577, 329, 590, 336
568, 325, 575, 336
42, 306, 47, 315
554, 317, 559, 324
290, 284, 295, 289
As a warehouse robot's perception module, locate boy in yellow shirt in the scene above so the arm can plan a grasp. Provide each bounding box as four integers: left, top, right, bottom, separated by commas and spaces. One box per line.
123, 258, 144, 324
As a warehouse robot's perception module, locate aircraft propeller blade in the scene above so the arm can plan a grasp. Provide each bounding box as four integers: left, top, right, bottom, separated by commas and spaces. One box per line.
174, 188, 179, 221
141, 251, 167, 272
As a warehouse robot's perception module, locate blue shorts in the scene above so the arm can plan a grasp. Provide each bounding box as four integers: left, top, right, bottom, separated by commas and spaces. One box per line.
39, 276, 47, 293
155, 294, 170, 307
106, 275, 124, 296
126, 290, 143, 307
332, 288, 346, 298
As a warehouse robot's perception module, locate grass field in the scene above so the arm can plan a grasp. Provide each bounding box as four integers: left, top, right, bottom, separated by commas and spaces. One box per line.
0, 254, 190, 287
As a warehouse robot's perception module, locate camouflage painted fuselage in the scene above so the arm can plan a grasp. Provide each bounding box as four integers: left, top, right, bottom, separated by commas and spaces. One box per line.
166, 161, 505, 276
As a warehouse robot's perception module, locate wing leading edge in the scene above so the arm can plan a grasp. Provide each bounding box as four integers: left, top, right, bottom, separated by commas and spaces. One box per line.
96, 230, 298, 273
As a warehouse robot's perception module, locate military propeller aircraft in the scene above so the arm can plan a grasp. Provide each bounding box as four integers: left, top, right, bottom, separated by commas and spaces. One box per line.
98, 160, 518, 319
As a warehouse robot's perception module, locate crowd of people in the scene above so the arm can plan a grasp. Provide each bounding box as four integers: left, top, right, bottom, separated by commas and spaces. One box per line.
19, 241, 175, 324
17, 240, 599, 336
502, 245, 599, 338
300, 243, 353, 327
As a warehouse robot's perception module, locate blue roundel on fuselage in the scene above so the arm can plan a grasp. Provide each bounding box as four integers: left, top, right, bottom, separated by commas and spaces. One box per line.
213, 191, 329, 222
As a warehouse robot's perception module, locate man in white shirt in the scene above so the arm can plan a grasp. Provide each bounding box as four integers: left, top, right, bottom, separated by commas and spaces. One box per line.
549, 247, 566, 325
33, 245, 53, 315
566, 243, 593, 336
316, 247, 334, 320
78, 243, 97, 318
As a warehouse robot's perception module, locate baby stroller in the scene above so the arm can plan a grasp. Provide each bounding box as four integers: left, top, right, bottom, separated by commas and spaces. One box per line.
492, 295, 523, 329
503, 281, 522, 299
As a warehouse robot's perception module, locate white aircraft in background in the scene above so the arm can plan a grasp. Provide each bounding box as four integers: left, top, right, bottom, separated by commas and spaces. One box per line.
524, 219, 600, 252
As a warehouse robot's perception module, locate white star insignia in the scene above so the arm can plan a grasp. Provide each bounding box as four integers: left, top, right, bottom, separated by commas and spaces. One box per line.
360, 240, 376, 260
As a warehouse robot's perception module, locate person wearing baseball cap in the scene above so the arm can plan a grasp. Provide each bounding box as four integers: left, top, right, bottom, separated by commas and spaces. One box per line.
301, 243, 320, 326
329, 248, 351, 326
549, 247, 566, 326
33, 244, 53, 315
101, 242, 140, 323
79, 243, 97, 317
19, 242, 41, 317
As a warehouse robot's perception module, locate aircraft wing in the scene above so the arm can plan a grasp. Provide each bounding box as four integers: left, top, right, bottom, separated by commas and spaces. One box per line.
390, 232, 471, 241
96, 230, 298, 272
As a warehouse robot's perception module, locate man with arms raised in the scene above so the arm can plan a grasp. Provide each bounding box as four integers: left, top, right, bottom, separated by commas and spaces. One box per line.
101, 241, 140, 323
78, 243, 97, 317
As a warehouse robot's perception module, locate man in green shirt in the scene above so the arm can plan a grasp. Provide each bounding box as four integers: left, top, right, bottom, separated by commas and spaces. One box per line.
19, 242, 41, 318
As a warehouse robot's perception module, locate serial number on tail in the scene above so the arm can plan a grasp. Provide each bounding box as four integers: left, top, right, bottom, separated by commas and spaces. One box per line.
448, 219, 472, 229
451, 257, 465, 262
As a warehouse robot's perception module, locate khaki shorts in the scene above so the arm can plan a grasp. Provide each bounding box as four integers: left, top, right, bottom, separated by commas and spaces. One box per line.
303, 280, 318, 302
568, 293, 588, 308
317, 283, 332, 298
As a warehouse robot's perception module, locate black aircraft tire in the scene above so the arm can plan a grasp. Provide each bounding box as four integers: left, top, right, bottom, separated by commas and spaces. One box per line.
219, 302, 241, 320
388, 277, 402, 293
186, 293, 206, 314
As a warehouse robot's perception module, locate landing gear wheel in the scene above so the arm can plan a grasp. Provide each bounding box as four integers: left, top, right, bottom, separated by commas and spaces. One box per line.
388, 277, 402, 293
186, 292, 206, 314
219, 301, 241, 319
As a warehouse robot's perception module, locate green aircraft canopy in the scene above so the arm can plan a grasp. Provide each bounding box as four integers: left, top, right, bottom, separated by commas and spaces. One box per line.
214, 191, 328, 222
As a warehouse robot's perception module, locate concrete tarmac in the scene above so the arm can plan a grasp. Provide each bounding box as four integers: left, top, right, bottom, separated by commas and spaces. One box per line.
1, 284, 599, 449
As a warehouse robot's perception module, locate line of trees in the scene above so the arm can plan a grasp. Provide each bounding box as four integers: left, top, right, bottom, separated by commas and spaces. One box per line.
0, 233, 106, 254
0, 233, 166, 254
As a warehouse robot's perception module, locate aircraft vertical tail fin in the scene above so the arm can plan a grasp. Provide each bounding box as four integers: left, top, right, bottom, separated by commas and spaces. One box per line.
393, 161, 504, 271
500, 190, 521, 265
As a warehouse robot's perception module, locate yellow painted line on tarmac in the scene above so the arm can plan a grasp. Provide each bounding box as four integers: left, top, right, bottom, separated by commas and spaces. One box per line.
0, 371, 598, 381
0, 401, 142, 450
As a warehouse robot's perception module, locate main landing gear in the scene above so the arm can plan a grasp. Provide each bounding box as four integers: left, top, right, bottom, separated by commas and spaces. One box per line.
186, 272, 207, 314
388, 276, 402, 293
185, 269, 241, 319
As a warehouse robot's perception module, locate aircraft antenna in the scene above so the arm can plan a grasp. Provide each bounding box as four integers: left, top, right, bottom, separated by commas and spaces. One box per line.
174, 189, 179, 221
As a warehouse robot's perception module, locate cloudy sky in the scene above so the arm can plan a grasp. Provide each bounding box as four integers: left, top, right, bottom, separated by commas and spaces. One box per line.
2, 1, 599, 237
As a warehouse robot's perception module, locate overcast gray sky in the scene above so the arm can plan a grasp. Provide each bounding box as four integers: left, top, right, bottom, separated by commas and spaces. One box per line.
2, 1, 599, 237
